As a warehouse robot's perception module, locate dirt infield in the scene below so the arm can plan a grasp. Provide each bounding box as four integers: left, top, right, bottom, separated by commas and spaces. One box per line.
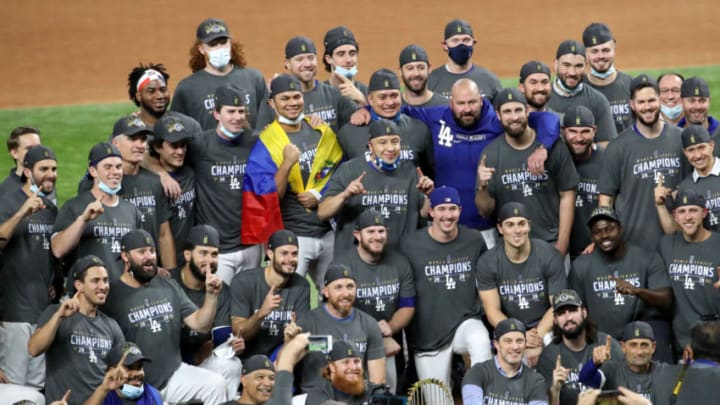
1, 0, 718, 108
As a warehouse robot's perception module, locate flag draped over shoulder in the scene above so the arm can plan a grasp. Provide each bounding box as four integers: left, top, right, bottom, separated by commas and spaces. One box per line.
241, 118, 343, 244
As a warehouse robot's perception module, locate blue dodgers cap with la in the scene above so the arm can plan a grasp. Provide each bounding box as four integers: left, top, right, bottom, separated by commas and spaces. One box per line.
494, 318, 526, 339
430, 186, 461, 207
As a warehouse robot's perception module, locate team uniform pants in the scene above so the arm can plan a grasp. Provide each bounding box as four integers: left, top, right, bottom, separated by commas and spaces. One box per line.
159, 362, 227, 405
216, 244, 263, 285
295, 231, 335, 292
413, 318, 492, 389
0, 322, 45, 389
198, 354, 243, 400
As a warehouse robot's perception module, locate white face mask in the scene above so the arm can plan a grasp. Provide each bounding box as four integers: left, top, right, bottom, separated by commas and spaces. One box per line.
277, 113, 305, 126
207, 47, 231, 70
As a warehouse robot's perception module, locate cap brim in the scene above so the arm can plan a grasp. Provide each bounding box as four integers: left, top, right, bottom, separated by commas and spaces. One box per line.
201, 33, 231, 43
124, 354, 152, 365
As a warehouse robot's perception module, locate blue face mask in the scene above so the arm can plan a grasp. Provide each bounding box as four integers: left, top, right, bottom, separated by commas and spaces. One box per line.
448, 44, 473, 66
98, 180, 122, 196
661, 104, 684, 120
120, 383, 144, 400
589, 64, 616, 79
374, 156, 399, 172
29, 178, 48, 198
334, 65, 358, 79
219, 123, 242, 139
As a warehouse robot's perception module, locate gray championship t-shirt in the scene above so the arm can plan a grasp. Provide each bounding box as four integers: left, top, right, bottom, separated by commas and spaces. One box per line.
296, 305, 384, 392
332, 248, 415, 321
38, 306, 125, 405
659, 232, 720, 348
548, 84, 618, 142
186, 128, 258, 252
53, 191, 142, 278
569, 244, 671, 338
102, 277, 197, 388
586, 71, 633, 134
651, 363, 720, 405
570, 146, 605, 257
400, 225, 487, 351
599, 359, 669, 400
230, 268, 311, 358
484, 136, 579, 243
0, 191, 56, 323
536, 332, 623, 405
281, 122, 332, 238
477, 239, 567, 327
428, 64, 502, 102
119, 168, 172, 250
598, 123, 685, 252
462, 358, 548, 404
170, 65, 271, 130
167, 165, 196, 259
322, 157, 424, 252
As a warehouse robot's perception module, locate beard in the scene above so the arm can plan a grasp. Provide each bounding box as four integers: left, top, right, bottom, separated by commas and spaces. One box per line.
331, 370, 366, 396
560, 318, 586, 340
128, 256, 158, 284
188, 257, 216, 281
637, 109, 660, 126
504, 120, 528, 138
140, 98, 167, 119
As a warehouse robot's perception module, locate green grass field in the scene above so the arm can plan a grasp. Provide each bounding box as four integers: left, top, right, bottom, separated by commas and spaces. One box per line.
1, 65, 718, 204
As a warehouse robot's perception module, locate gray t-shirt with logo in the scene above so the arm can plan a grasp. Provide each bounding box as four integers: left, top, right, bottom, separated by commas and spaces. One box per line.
586, 71, 633, 134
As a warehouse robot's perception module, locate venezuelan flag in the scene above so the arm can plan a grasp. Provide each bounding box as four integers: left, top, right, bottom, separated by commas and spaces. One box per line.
241, 118, 343, 244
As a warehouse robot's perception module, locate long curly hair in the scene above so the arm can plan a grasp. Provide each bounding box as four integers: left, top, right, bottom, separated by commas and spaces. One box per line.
127, 63, 170, 106
188, 40, 247, 73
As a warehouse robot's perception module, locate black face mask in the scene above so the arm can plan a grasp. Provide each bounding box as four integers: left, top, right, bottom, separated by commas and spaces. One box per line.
128, 257, 157, 284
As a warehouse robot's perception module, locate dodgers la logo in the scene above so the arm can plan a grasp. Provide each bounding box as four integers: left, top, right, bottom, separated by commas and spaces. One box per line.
437, 120, 454, 147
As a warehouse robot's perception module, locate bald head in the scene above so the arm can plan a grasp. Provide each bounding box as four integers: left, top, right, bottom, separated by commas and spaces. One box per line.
450, 79, 483, 128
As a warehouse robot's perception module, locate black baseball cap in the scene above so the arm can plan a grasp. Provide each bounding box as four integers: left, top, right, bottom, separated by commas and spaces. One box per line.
214, 84, 248, 108
621, 321, 655, 342
553, 289, 583, 312
70, 255, 106, 281
120, 229, 155, 252
493, 88, 527, 111
681, 76, 711, 98
323, 26, 358, 56
186, 224, 220, 248
324, 263, 354, 286
582, 22, 614, 47
23, 145, 56, 169
497, 202, 529, 222
562, 105, 595, 128
519, 60, 551, 84
673, 189, 706, 210
587, 207, 621, 228
630, 74, 658, 95
112, 115, 152, 139
368, 119, 399, 140
153, 115, 197, 144
285, 36, 316, 59
399, 44, 429, 68
106, 342, 152, 367
267, 229, 298, 250
368, 68, 400, 92
556, 40, 586, 59
354, 209, 386, 230
269, 74, 303, 99
681, 125, 712, 149
242, 355, 275, 375
494, 318, 526, 339
88, 142, 122, 167
329, 341, 360, 361
196, 18, 231, 43
444, 19, 474, 39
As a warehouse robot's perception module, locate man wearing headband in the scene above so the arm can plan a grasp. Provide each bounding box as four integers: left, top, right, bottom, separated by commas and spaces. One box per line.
678, 76, 719, 137
28, 255, 125, 405
399, 44, 447, 108
322, 26, 368, 106
476, 88, 578, 256
0, 145, 58, 397
401, 186, 492, 390
295, 264, 385, 392
658, 72, 685, 125
428, 19, 502, 102
659, 188, 720, 355
547, 40, 617, 145
477, 202, 567, 366
231, 229, 310, 358
0, 126, 42, 197
102, 229, 227, 404
337, 68, 433, 175
598, 74, 684, 253
126, 63, 173, 127
461, 318, 548, 405
171, 18, 271, 131
306, 341, 372, 404
517, 60, 552, 113
582, 23, 633, 134
52, 142, 142, 277
331, 208, 416, 393
319, 118, 434, 253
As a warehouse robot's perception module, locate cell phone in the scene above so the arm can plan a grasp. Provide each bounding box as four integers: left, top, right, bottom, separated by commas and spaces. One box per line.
308, 335, 333, 354
596, 389, 620, 405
